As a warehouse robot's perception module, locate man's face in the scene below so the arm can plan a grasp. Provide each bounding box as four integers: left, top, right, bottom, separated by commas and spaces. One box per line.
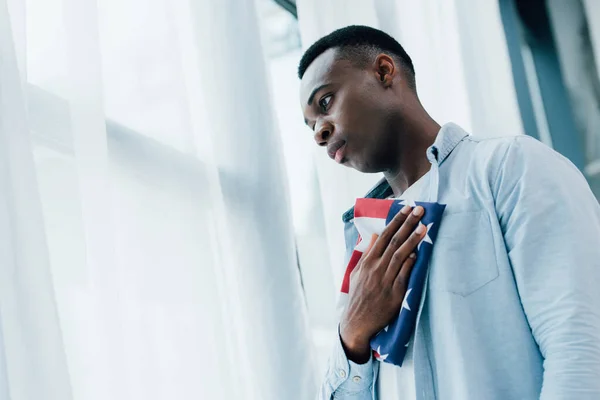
300, 49, 400, 173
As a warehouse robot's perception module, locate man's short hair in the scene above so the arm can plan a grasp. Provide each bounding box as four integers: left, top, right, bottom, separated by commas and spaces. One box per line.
297, 25, 416, 89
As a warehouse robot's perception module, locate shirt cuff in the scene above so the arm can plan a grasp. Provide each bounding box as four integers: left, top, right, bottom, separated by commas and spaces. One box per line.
326, 327, 376, 394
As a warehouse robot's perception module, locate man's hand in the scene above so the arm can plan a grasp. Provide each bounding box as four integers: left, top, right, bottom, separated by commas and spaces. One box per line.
340, 205, 426, 364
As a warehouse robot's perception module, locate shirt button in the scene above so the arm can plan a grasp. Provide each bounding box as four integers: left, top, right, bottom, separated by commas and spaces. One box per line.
339, 370, 347, 378
352, 376, 361, 383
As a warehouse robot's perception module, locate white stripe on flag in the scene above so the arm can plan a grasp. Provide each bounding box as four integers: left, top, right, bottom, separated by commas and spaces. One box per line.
354, 217, 387, 251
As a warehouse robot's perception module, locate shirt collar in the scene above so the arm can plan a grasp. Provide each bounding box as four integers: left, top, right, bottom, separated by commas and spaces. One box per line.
427, 122, 469, 166
342, 123, 469, 223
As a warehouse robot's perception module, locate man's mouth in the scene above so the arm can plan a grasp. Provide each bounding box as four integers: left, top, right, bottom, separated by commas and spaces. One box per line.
327, 140, 347, 164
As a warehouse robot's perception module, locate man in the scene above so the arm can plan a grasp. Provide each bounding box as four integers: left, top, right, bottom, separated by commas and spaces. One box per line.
298, 25, 600, 400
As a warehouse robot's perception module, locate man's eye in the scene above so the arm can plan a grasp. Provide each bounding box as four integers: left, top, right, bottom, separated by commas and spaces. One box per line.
319, 95, 332, 112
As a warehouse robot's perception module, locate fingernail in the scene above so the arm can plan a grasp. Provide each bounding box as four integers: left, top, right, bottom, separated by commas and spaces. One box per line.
412, 206, 424, 217
400, 205, 411, 215
415, 224, 425, 234
409, 253, 416, 259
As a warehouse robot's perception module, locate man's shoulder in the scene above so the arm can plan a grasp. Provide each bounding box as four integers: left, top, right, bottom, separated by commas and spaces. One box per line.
448, 133, 570, 191
464, 133, 538, 151
459, 133, 559, 167
456, 133, 583, 195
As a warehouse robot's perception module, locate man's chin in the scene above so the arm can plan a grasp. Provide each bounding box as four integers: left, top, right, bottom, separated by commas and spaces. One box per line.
350, 160, 380, 174
338, 152, 379, 173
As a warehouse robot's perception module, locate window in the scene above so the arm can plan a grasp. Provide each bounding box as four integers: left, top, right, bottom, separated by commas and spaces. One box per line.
547, 0, 600, 196
500, 0, 600, 198
25, 1, 235, 393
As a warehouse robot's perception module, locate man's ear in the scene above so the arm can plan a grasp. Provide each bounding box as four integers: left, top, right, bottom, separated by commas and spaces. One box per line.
374, 54, 395, 88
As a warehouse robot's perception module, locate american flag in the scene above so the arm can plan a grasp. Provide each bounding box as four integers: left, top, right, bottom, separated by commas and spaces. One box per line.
339, 198, 445, 366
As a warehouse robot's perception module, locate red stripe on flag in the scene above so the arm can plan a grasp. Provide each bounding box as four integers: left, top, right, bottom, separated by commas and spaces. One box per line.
354, 198, 394, 219
341, 250, 363, 293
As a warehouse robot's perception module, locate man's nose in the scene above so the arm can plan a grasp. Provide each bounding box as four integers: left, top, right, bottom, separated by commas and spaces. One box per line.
314, 123, 333, 146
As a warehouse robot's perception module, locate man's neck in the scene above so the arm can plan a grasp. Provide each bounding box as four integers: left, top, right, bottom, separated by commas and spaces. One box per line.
383, 117, 440, 196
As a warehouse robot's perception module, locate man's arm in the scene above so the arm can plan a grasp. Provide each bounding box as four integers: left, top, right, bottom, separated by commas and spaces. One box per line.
493, 136, 600, 399
317, 206, 426, 399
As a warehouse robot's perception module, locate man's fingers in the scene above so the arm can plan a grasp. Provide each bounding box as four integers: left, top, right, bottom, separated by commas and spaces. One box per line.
393, 253, 416, 292
371, 205, 412, 256
354, 233, 379, 276
402, 222, 427, 252
364, 233, 379, 255
381, 206, 424, 264
384, 223, 426, 281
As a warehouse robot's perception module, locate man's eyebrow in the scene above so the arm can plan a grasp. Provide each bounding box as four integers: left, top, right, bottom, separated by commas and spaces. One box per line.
307, 83, 331, 106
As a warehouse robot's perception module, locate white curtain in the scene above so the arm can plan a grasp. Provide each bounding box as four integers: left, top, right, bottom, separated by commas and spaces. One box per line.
0, 0, 316, 398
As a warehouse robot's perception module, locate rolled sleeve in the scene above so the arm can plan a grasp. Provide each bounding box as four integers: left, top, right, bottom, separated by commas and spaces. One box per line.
317, 328, 378, 399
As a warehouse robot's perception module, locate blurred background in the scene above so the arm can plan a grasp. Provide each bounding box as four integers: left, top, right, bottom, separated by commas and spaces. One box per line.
0, 0, 599, 399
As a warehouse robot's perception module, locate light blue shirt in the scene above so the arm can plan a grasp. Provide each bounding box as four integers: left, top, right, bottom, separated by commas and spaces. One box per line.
318, 123, 600, 400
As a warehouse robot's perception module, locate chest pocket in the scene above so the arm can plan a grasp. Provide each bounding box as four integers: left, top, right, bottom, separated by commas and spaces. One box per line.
429, 210, 499, 297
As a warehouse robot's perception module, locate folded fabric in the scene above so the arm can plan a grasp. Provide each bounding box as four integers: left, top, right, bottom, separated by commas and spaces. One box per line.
339, 198, 445, 366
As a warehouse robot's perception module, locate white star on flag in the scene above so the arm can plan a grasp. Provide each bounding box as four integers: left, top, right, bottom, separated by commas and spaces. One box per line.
417, 222, 434, 250
399, 199, 417, 207
402, 288, 412, 312
375, 346, 389, 361
383, 325, 389, 332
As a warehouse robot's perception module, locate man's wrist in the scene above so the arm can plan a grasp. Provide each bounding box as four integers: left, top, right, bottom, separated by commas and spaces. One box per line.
339, 326, 371, 364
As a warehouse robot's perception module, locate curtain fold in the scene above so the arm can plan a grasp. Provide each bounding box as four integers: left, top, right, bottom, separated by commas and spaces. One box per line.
187, 0, 317, 397
0, 0, 316, 398
0, 1, 72, 398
